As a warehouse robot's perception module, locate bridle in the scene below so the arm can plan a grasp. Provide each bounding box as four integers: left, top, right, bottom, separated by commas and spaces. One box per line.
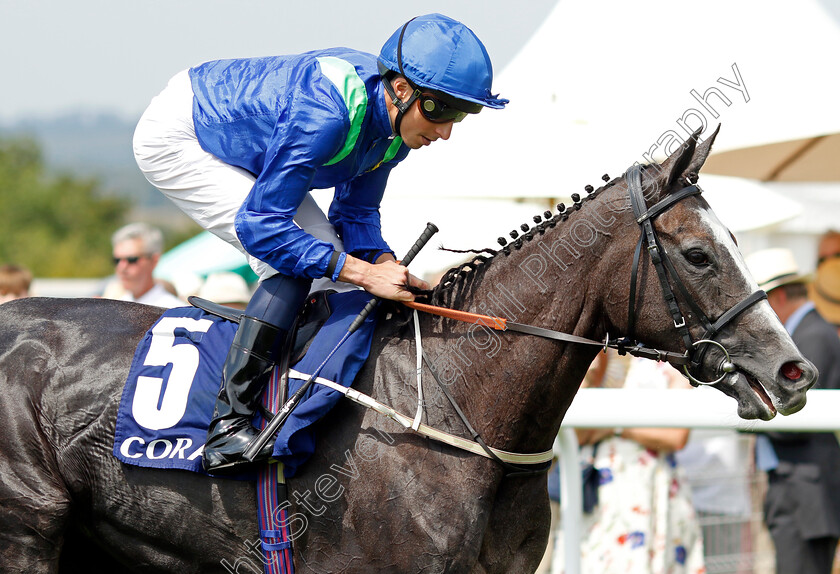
408, 165, 768, 387
623, 164, 767, 385
392, 165, 770, 476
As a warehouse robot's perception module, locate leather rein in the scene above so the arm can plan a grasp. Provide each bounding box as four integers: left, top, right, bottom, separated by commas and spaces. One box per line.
408, 166, 766, 384
396, 167, 768, 476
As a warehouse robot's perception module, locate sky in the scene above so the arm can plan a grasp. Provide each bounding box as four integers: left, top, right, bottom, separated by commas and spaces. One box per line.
0, 0, 558, 123
4, 0, 839, 280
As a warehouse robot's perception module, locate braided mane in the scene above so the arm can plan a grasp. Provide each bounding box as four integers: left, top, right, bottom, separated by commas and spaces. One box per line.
428, 174, 623, 308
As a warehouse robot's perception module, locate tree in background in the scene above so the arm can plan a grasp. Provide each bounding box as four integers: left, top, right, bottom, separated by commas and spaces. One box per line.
0, 135, 130, 277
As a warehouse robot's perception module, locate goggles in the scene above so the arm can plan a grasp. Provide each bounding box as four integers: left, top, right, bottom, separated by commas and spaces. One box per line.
418, 93, 469, 124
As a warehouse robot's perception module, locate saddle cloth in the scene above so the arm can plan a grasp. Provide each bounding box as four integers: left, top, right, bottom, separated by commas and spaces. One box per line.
113, 289, 379, 477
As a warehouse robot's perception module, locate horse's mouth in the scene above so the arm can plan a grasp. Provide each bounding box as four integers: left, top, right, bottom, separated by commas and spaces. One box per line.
745, 371, 777, 416
722, 370, 778, 420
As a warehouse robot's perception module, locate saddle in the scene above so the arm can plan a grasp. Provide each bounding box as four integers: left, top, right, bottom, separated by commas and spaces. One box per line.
188, 289, 337, 365
115, 288, 379, 476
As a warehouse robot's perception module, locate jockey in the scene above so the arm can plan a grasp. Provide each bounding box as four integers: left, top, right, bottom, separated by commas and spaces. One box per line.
133, 13, 507, 474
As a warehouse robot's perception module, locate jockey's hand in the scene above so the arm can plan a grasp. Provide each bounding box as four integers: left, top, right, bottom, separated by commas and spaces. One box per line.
339, 254, 430, 301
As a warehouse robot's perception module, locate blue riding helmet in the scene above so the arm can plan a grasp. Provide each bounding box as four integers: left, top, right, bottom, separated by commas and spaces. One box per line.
378, 14, 508, 134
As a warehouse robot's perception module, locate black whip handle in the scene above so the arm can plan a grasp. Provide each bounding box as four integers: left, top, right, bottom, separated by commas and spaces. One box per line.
348, 222, 439, 333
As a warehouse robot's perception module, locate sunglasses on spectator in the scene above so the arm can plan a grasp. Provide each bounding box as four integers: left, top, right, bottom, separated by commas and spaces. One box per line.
113, 255, 148, 266
417, 93, 468, 124
818, 253, 840, 266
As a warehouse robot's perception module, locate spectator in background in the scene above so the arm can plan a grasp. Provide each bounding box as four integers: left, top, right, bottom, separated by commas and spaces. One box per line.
745, 247, 840, 574
0, 264, 32, 304
810, 257, 840, 337
675, 429, 755, 574
817, 229, 840, 267
108, 222, 184, 308
197, 272, 252, 310
171, 271, 205, 301
552, 351, 705, 574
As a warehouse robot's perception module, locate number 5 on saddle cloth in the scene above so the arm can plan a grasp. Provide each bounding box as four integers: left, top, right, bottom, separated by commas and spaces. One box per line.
113, 289, 380, 478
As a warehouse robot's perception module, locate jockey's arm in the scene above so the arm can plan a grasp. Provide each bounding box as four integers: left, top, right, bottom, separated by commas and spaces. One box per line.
338, 253, 429, 301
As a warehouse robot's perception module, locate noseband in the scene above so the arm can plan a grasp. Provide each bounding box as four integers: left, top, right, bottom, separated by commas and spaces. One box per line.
624, 165, 767, 385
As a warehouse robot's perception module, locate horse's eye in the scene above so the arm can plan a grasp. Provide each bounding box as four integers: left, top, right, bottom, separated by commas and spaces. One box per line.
684, 249, 710, 267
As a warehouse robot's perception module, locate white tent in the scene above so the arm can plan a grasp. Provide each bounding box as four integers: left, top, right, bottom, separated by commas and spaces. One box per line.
162, 0, 840, 283
387, 0, 840, 199
312, 193, 558, 281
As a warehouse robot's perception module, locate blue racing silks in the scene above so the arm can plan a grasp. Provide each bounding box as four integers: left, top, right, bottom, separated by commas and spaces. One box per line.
189, 49, 409, 281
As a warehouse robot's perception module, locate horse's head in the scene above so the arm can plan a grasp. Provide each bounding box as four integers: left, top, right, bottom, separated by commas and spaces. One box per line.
605, 126, 816, 420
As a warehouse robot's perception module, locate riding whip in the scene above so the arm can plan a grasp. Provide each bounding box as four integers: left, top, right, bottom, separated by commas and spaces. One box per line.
242, 222, 439, 463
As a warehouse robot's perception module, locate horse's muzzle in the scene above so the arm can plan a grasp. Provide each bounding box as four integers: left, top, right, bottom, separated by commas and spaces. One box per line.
716, 357, 817, 421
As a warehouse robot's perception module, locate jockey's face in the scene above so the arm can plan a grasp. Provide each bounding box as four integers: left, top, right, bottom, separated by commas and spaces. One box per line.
386, 77, 455, 150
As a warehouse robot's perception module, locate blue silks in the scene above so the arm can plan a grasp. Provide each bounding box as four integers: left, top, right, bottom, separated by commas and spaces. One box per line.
379, 14, 508, 109
189, 49, 408, 280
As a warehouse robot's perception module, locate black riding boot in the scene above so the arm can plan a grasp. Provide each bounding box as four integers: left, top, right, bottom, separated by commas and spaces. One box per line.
202, 316, 287, 474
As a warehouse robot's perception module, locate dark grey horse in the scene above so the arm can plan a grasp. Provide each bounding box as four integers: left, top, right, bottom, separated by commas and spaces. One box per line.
0, 131, 816, 573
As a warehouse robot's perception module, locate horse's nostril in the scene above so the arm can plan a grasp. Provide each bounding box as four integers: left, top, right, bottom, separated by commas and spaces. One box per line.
781, 362, 803, 381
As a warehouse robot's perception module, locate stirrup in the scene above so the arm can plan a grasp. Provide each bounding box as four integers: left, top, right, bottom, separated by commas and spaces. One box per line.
204, 438, 276, 474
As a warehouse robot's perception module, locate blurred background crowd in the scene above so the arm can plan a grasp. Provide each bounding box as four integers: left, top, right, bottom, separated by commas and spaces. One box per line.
3, 0, 840, 572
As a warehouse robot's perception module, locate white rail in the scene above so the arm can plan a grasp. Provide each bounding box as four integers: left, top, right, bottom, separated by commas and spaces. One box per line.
556, 388, 840, 574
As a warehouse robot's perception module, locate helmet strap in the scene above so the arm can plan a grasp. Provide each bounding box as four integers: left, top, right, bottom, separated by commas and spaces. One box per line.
381, 76, 420, 137
382, 17, 420, 138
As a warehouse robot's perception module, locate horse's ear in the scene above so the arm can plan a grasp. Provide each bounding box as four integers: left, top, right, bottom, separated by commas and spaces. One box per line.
685, 124, 721, 176
656, 125, 721, 189
658, 129, 699, 189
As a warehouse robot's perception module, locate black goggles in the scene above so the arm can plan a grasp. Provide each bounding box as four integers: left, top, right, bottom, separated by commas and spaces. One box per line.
417, 92, 469, 124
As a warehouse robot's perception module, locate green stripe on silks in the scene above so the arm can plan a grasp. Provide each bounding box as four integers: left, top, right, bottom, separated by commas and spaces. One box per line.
318, 56, 404, 168
319, 57, 368, 166
382, 137, 403, 164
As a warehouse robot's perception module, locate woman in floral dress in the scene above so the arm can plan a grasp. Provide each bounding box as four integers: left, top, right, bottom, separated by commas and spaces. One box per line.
554, 352, 706, 574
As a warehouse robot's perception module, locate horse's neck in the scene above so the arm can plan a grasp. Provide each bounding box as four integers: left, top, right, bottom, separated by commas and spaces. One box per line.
419, 201, 622, 453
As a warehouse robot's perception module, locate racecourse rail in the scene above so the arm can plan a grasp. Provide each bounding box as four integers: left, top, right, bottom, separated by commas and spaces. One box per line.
556, 388, 840, 574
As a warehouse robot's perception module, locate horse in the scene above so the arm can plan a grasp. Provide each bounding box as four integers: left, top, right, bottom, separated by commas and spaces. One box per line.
0, 128, 817, 574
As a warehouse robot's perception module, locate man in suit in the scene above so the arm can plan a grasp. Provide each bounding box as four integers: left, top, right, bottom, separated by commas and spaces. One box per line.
745, 247, 840, 574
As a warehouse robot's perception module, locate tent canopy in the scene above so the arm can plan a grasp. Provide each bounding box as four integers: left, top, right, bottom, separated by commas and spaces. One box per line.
155, 232, 257, 283
703, 133, 840, 182
387, 0, 840, 198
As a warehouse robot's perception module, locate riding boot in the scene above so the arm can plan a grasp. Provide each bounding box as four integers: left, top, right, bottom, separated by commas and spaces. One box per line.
202, 315, 287, 474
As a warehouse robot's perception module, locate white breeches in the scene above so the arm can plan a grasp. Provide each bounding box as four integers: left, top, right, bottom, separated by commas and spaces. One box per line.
132, 69, 345, 292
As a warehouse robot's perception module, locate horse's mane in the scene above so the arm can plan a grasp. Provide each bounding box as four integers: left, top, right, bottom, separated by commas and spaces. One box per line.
427, 173, 624, 308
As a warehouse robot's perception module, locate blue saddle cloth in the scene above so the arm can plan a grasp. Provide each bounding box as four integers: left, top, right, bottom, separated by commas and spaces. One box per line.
113, 290, 378, 477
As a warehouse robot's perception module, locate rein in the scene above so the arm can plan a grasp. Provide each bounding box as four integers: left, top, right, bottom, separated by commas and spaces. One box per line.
409, 167, 767, 386
389, 166, 771, 475
328, 166, 769, 477
403, 301, 691, 367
